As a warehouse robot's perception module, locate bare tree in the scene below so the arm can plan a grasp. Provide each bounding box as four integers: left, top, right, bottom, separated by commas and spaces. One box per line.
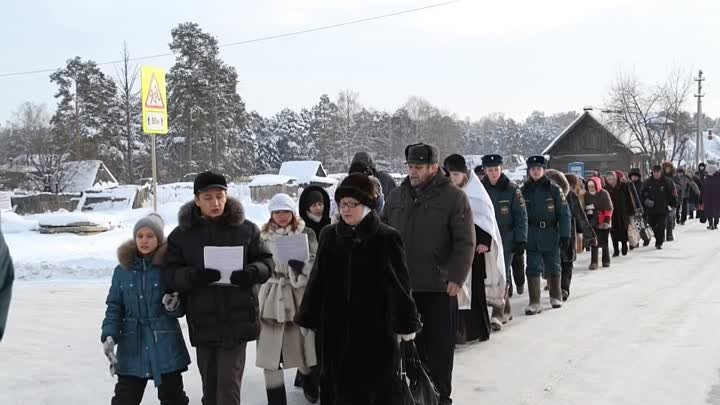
113, 42, 140, 182
606, 72, 672, 165
662, 69, 694, 164
336, 89, 362, 165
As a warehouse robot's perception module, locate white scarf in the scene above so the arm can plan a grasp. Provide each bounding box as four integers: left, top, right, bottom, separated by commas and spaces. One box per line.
458, 171, 507, 310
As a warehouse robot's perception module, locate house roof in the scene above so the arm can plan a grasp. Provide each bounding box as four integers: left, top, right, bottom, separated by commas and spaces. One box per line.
542, 111, 629, 155
278, 161, 338, 185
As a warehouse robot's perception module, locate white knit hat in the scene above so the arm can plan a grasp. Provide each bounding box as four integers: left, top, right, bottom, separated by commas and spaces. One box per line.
268, 193, 297, 216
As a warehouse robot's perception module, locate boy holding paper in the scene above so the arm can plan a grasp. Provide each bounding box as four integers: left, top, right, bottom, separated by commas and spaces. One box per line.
256, 193, 319, 405
164, 171, 274, 405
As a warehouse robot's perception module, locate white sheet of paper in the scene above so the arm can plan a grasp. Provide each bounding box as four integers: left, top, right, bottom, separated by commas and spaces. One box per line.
273, 234, 310, 264
203, 246, 244, 285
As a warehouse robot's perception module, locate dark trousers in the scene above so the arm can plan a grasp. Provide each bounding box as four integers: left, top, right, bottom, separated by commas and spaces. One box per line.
512, 251, 526, 288
196, 343, 247, 405
413, 292, 458, 404
591, 229, 610, 265
112, 371, 188, 405
561, 260, 573, 295
676, 198, 688, 223
647, 214, 667, 247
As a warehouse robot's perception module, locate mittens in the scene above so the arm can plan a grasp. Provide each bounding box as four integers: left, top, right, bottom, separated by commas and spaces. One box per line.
288, 260, 305, 275
103, 337, 117, 376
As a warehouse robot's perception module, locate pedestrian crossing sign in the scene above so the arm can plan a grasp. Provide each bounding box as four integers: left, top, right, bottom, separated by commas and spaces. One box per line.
141, 66, 168, 134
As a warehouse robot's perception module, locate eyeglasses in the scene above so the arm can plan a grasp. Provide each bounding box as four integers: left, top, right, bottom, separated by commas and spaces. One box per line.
339, 201, 360, 209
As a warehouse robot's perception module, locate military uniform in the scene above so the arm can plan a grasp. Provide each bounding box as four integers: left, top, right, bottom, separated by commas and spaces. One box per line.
520, 156, 571, 314
481, 154, 527, 328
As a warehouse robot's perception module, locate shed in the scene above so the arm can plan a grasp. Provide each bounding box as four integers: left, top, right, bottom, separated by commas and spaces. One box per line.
542, 111, 648, 177
278, 161, 338, 187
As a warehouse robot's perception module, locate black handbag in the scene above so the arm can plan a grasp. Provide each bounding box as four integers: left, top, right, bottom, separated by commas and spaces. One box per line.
399, 341, 440, 405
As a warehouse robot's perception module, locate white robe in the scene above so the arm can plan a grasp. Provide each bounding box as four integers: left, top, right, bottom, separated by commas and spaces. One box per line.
458, 171, 507, 310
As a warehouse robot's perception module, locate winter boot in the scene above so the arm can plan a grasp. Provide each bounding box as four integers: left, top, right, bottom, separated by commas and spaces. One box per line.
666, 228, 674, 242
612, 240, 620, 257
602, 247, 611, 268
589, 246, 599, 270
302, 370, 319, 404
516, 283, 525, 295
490, 306, 503, 331
548, 275, 563, 309
643, 238, 651, 247
294, 371, 303, 388
525, 277, 543, 316
266, 387, 287, 405
621, 241, 628, 256
265, 370, 288, 405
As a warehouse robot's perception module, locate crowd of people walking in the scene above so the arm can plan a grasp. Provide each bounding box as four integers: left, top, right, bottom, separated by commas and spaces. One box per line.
94, 144, 720, 405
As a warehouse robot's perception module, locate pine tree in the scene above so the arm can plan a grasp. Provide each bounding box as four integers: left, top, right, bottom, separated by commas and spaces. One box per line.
249, 112, 280, 173
309, 94, 341, 170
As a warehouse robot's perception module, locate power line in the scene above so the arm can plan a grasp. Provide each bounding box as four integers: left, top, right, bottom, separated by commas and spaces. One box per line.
0, 0, 461, 79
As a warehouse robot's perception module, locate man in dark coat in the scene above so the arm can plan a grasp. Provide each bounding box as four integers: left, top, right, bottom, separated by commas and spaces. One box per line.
0, 227, 13, 342
702, 165, 720, 230
351, 151, 396, 204
641, 165, 678, 249
673, 167, 700, 225
383, 143, 475, 405
605, 171, 632, 256
521, 156, 571, 314
662, 162, 678, 241
481, 154, 528, 328
164, 171, 274, 405
546, 171, 594, 301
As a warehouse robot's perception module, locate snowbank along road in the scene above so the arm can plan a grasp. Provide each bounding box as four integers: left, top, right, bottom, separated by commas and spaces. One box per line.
1, 220, 720, 404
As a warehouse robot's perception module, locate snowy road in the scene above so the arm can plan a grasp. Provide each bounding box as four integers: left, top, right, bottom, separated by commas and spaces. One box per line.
2, 220, 720, 404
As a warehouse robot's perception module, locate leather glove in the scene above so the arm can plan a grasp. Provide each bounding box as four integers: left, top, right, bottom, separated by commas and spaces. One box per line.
103, 337, 118, 376
560, 237, 571, 250
191, 268, 221, 286
162, 292, 180, 312
230, 265, 259, 288
288, 260, 305, 275
396, 332, 417, 343
512, 242, 526, 255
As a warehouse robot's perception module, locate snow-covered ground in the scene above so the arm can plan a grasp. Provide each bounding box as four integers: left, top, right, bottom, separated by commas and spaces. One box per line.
1, 220, 720, 404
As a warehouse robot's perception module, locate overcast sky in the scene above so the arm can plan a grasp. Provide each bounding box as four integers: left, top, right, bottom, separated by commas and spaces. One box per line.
1, 0, 718, 125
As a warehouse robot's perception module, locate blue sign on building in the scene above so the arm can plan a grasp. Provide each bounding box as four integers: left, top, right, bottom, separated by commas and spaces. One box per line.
568, 162, 585, 178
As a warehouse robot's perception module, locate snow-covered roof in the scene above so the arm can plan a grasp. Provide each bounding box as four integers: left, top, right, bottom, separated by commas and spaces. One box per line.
278, 161, 337, 185
542, 111, 628, 155
61, 160, 118, 193
248, 174, 296, 187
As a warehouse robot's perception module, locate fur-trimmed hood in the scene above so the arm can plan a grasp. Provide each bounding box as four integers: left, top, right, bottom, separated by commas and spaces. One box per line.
545, 169, 570, 196
117, 240, 167, 270
662, 161, 675, 177
178, 197, 245, 230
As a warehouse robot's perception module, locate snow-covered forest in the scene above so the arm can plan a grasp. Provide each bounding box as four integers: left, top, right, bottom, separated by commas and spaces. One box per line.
1, 22, 718, 188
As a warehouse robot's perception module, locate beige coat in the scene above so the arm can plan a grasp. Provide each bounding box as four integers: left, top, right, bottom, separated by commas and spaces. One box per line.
256, 221, 318, 370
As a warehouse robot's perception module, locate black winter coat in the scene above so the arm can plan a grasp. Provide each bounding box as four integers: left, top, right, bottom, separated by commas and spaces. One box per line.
607, 182, 633, 242
641, 176, 678, 216
298, 185, 331, 241
295, 211, 421, 402
563, 191, 595, 263
164, 198, 274, 348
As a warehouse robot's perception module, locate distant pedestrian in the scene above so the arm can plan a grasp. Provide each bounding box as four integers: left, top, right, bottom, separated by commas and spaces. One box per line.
702, 165, 720, 230
641, 165, 678, 249
584, 177, 613, 268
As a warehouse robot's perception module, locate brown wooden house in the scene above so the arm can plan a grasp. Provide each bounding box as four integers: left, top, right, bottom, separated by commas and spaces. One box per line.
542, 111, 648, 177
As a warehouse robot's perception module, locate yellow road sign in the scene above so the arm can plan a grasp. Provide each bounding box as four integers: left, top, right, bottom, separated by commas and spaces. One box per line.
141, 66, 168, 134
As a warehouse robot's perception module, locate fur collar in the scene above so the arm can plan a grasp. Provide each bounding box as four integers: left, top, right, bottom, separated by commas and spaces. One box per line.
545, 169, 571, 196
178, 197, 245, 230
336, 210, 382, 241
117, 240, 167, 270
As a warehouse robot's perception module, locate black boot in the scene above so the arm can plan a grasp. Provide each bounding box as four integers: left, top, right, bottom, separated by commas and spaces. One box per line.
302, 370, 319, 404
267, 386, 287, 405
602, 247, 611, 268
666, 228, 674, 242
294, 371, 303, 388
612, 240, 620, 257
621, 242, 628, 256
589, 246, 599, 270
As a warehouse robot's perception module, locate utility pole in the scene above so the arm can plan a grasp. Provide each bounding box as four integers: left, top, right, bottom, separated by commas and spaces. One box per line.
695, 70, 705, 168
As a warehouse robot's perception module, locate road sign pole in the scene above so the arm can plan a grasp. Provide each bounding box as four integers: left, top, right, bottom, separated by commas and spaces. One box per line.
150, 135, 158, 213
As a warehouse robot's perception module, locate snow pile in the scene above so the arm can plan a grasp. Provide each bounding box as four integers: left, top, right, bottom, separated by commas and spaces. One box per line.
0, 211, 39, 234
31, 210, 121, 228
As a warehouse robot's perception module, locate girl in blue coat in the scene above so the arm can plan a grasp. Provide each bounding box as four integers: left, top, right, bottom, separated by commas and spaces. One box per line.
101, 214, 191, 405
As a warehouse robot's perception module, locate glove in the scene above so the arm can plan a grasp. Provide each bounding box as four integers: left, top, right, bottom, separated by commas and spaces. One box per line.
103, 337, 118, 376
230, 265, 259, 288
512, 242, 526, 255
162, 292, 180, 312
288, 260, 305, 275
644, 199, 655, 209
396, 332, 417, 343
560, 237, 571, 250
635, 208, 644, 216
191, 268, 221, 286
300, 327, 310, 337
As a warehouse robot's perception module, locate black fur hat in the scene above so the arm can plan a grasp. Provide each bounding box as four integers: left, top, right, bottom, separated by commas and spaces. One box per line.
443, 154, 467, 173
335, 173, 378, 209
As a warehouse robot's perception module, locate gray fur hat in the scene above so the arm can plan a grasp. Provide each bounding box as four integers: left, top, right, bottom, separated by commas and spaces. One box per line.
133, 213, 165, 243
